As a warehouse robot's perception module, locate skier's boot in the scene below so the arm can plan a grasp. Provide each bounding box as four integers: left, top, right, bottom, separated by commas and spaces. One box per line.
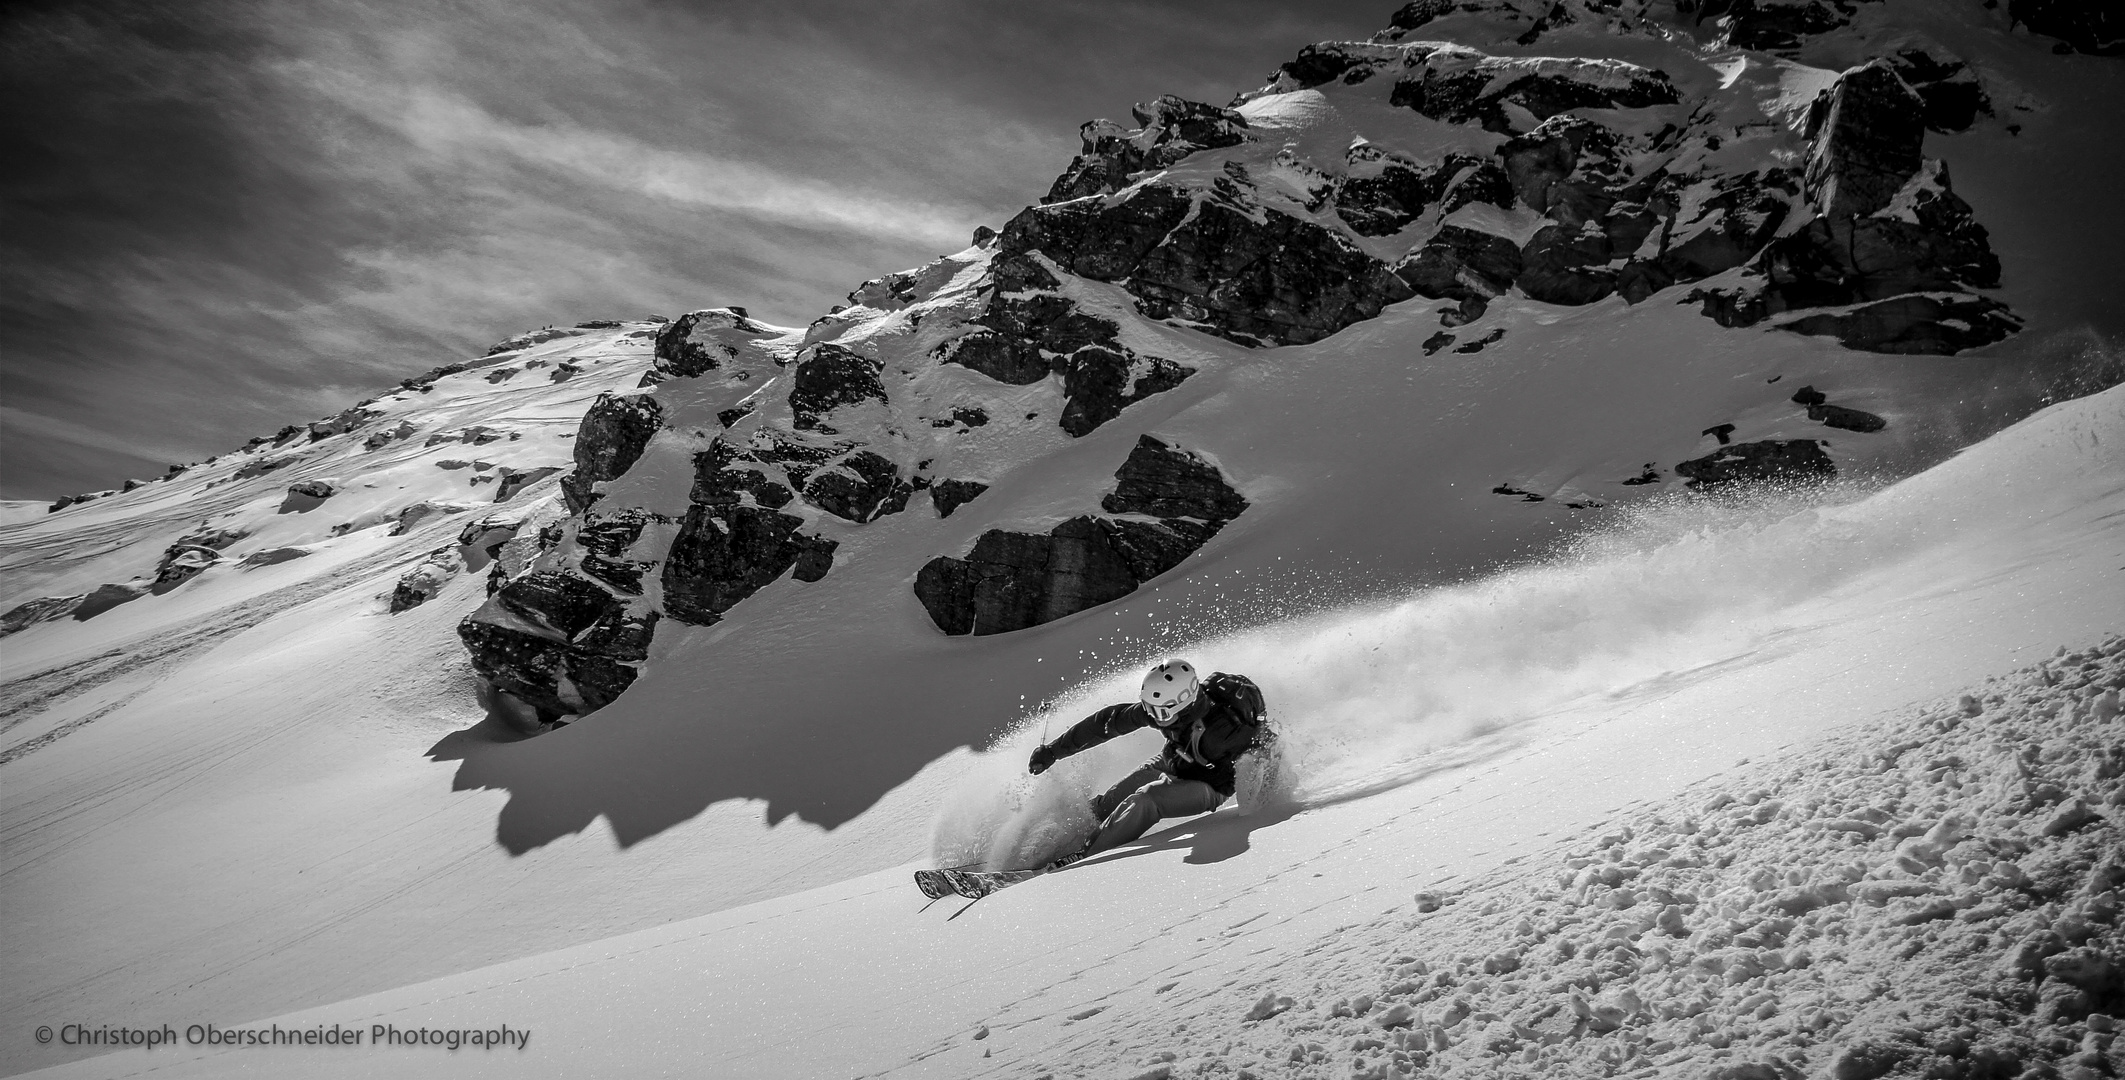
1046, 841, 1095, 872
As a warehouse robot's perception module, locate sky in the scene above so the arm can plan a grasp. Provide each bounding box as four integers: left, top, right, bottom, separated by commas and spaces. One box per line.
0, 0, 1401, 501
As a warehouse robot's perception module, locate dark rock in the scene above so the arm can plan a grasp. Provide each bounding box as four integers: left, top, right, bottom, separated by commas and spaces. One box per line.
1807, 403, 1887, 433
1424, 331, 1457, 355
1453, 328, 1506, 353
1045, 95, 1250, 203
1279, 43, 1370, 89
484, 327, 578, 357
307, 408, 375, 441
1675, 439, 1835, 487
1391, 55, 1679, 134
1003, 183, 1412, 348
560, 392, 662, 513
1102, 435, 1249, 522
1500, 116, 1623, 221
917, 437, 1245, 635
653, 308, 775, 378
575, 510, 651, 595
803, 450, 915, 523
689, 448, 797, 511
1887, 48, 1990, 132
154, 543, 222, 588
661, 505, 836, 625
1337, 157, 1484, 236
390, 551, 459, 613
1777, 295, 2021, 354
1703, 423, 1737, 445
1394, 225, 1524, 302
914, 517, 1143, 636
716, 403, 754, 428
2009, 0, 2123, 55
789, 343, 887, 430
1517, 223, 1616, 305
1706, 0, 1853, 52
73, 582, 150, 621
1805, 60, 1927, 221
1, 594, 87, 637
1790, 385, 1828, 407
458, 605, 657, 721
1493, 483, 1545, 501
1059, 347, 1193, 437
458, 516, 521, 563
1619, 170, 1798, 302
493, 466, 562, 502
930, 479, 990, 518
1620, 464, 1662, 486
232, 456, 295, 481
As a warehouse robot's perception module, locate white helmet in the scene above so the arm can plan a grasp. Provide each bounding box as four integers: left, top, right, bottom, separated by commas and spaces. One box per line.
1139, 660, 1199, 725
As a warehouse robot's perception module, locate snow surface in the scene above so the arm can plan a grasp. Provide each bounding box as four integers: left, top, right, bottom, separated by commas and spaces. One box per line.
15, 379, 2120, 1080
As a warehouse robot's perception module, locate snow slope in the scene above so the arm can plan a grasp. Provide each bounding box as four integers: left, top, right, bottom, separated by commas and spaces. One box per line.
21, 370, 2120, 1080
5, 1, 2122, 1076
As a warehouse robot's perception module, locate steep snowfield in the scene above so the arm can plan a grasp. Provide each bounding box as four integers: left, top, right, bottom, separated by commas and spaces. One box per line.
21, 379, 2119, 1080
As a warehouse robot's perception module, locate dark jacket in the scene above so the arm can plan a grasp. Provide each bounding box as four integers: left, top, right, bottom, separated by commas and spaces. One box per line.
1045, 672, 1264, 795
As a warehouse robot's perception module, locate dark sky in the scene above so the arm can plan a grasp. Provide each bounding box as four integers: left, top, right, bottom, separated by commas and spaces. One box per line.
0, 0, 1401, 501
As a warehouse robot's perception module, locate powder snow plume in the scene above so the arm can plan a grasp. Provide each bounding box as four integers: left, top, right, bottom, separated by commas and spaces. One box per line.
928, 448, 2086, 870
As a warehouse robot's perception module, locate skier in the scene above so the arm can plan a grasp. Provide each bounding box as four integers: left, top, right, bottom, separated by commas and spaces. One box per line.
1027, 659, 1268, 869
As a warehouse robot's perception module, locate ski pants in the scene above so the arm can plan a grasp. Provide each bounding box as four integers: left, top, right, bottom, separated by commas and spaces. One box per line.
1084, 765, 1225, 858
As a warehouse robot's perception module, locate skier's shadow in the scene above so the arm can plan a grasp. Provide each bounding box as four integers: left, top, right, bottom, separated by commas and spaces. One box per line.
1076, 801, 1301, 869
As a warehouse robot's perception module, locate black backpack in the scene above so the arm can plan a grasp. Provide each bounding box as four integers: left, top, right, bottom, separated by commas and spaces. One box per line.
1190, 672, 1269, 763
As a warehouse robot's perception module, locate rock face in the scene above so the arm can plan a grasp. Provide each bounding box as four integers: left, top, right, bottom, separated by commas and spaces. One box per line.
1691, 62, 2014, 354
561, 393, 662, 512
2010, 0, 2122, 55
1045, 95, 1251, 203
449, 0, 2037, 725
914, 436, 1247, 635
1001, 182, 1414, 350
1675, 439, 1836, 487
459, 571, 659, 721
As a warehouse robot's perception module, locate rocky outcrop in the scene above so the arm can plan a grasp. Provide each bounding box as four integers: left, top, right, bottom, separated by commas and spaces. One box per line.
652, 307, 778, 378
788, 343, 887, 432
1675, 439, 1836, 487
1005, 184, 1413, 350
1790, 386, 1887, 432
930, 479, 989, 518
390, 549, 460, 613
2009, 0, 2122, 55
1045, 95, 1250, 203
1688, 62, 2013, 354
561, 392, 662, 512
938, 251, 1196, 436
1387, 50, 1680, 133
1, 594, 86, 637
1777, 295, 2021, 355
458, 571, 659, 722
661, 505, 837, 625
1704, 0, 1855, 53
915, 436, 1247, 635
493, 466, 562, 503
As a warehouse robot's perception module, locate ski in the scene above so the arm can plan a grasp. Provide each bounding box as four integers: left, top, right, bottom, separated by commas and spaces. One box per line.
913, 863, 1059, 900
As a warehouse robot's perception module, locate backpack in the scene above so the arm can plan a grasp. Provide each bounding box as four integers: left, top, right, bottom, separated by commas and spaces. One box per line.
1188, 672, 1269, 763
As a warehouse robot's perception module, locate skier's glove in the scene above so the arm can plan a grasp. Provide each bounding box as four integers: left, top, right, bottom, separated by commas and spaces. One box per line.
1028, 744, 1057, 775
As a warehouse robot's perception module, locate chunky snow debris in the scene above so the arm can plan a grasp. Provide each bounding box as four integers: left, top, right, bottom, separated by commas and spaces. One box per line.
1071, 638, 2125, 1080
